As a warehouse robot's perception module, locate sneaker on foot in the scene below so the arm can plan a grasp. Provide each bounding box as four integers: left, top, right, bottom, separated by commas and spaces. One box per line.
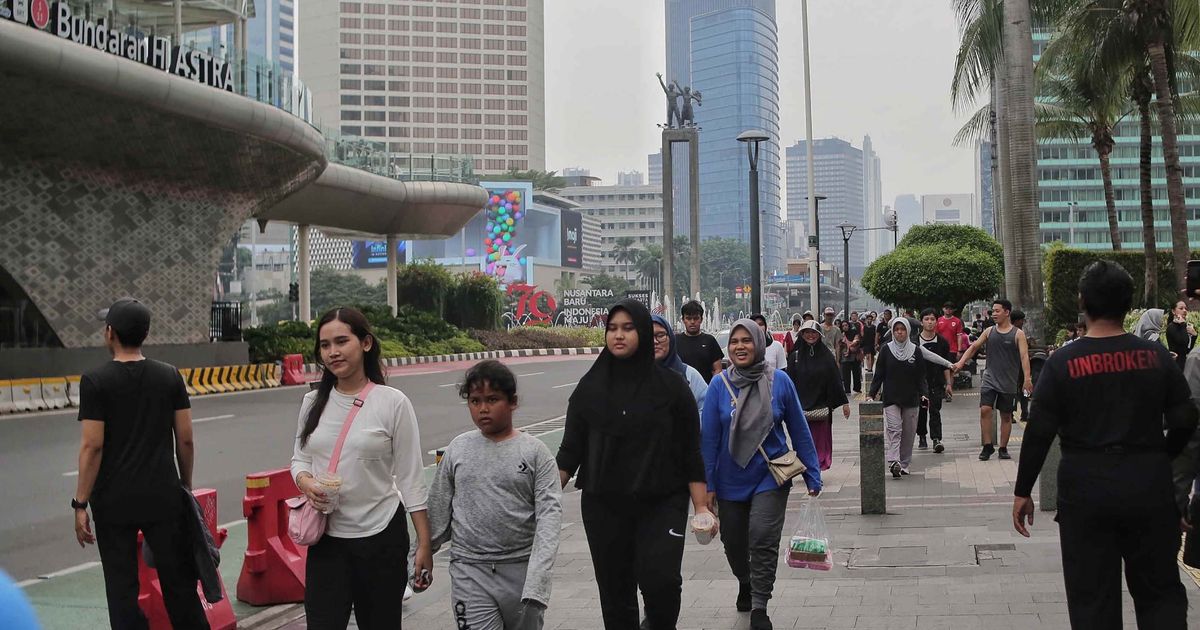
918, 436, 928, 449
933, 439, 945, 454
979, 444, 995, 461
900, 468, 911, 476
736, 582, 751, 612
998, 447, 1011, 460
890, 461, 902, 478
750, 609, 773, 630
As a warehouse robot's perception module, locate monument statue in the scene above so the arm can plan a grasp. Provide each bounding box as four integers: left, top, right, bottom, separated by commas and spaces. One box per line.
681, 86, 702, 127
657, 72, 682, 128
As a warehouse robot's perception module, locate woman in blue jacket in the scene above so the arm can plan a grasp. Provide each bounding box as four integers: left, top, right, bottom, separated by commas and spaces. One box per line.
702, 318, 822, 630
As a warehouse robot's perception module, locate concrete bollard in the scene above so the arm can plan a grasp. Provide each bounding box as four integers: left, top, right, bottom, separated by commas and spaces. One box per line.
1039, 436, 1060, 512
859, 400, 886, 514
862, 371, 873, 395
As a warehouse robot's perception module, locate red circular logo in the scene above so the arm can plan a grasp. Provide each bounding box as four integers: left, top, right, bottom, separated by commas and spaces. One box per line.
30, 0, 49, 29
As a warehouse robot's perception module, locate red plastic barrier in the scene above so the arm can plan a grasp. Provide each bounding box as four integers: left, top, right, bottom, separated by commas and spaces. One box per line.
237, 468, 307, 605
280, 354, 306, 386
136, 488, 236, 630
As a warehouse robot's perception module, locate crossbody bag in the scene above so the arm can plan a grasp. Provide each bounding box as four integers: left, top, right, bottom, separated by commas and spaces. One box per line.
719, 373, 806, 486
287, 381, 376, 546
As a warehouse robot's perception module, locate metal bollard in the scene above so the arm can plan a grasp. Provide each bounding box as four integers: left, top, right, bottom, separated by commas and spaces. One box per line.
1039, 436, 1059, 512
859, 400, 886, 514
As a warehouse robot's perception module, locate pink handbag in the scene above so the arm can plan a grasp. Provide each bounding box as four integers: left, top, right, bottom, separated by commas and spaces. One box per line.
287, 382, 376, 546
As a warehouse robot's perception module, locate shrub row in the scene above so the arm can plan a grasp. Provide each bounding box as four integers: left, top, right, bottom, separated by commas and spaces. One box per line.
469, 327, 606, 351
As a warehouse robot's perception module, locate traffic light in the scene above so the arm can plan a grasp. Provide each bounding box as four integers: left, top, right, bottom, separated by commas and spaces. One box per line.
288, 282, 299, 302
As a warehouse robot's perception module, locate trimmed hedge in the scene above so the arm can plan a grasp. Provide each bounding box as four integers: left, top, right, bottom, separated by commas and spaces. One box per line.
1042, 244, 1199, 335
396, 260, 455, 317
470, 327, 606, 351
446, 271, 503, 330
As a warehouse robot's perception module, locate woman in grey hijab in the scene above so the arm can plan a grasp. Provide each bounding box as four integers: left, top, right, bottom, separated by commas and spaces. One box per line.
701, 318, 821, 630
867, 318, 930, 478
1134, 308, 1166, 343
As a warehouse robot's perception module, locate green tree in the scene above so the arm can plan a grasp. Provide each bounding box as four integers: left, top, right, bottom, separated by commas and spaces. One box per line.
633, 244, 664, 292
611, 236, 638, 282
861, 246, 1004, 312
502, 169, 567, 192
899, 224, 1003, 269
582, 273, 632, 308
310, 268, 387, 316
698, 237, 751, 305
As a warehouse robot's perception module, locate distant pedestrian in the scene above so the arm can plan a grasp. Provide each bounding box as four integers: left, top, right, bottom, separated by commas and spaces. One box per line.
1134, 308, 1165, 343
557, 299, 712, 630
861, 312, 878, 373
654, 314, 708, 411
802, 310, 815, 323
1013, 260, 1198, 629
955, 300, 1032, 461
72, 298, 210, 630
291, 307, 432, 630
916, 308, 953, 453
427, 361, 562, 630
675, 300, 724, 384
937, 302, 965, 361
783, 315, 803, 355
751, 314, 788, 372
787, 321, 850, 470
867, 318, 929, 478
1165, 300, 1197, 370
1012, 310, 1031, 422
820, 307, 842, 356
875, 309, 894, 349
972, 312, 986, 334
704, 319, 822, 630
839, 314, 864, 395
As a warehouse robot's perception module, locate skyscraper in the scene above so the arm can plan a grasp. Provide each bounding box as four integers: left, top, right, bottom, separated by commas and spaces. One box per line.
893, 194, 922, 239
618, 170, 645, 186
249, 0, 296, 73
300, 0, 546, 175
665, 0, 783, 274
647, 150, 662, 185
786, 137, 869, 276
862, 135, 886, 260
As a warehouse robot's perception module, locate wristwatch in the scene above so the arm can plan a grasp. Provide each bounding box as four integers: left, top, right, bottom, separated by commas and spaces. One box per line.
71, 498, 88, 510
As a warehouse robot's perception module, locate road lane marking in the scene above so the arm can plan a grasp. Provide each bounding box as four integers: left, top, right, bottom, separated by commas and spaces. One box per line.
438, 382, 460, 388
517, 371, 544, 377
63, 470, 79, 477
552, 382, 578, 389
220, 518, 247, 529
194, 414, 235, 424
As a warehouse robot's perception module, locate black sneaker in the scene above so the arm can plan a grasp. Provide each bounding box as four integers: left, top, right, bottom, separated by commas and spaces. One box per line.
750, 609, 773, 630
890, 461, 902, 478
918, 436, 928, 449
933, 439, 945, 454
998, 447, 1011, 460
979, 444, 995, 461
736, 582, 751, 612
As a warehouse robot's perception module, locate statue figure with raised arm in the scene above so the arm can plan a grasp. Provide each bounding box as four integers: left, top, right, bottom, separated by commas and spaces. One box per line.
681, 86, 702, 127
657, 72, 682, 128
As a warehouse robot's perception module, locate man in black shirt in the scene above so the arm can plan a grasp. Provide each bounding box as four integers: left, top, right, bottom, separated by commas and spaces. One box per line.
916, 308, 952, 453
674, 300, 723, 384
73, 298, 209, 630
1013, 262, 1198, 629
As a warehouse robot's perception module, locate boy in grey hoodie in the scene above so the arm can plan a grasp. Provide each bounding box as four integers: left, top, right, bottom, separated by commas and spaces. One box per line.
427, 360, 562, 630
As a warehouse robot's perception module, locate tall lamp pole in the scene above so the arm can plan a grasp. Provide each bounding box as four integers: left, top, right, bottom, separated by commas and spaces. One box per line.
837, 223, 856, 321
806, 194, 827, 312
738, 129, 770, 315
802, 0, 819, 326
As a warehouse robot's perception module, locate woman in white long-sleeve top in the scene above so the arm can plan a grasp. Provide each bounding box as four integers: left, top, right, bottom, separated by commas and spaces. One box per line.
290, 307, 432, 630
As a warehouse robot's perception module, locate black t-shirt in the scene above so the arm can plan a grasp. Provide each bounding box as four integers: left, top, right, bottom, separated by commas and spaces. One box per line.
841, 323, 862, 362
1014, 334, 1197, 499
861, 322, 876, 349
876, 320, 892, 346
675, 332, 723, 384
917, 333, 952, 388
78, 359, 190, 523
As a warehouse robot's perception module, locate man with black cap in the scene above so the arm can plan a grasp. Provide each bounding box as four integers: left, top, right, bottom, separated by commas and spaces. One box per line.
72, 298, 209, 629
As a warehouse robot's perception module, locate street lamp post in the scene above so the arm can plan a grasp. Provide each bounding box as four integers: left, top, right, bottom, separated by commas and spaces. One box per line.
801, 0, 819, 328
837, 223, 856, 322
805, 194, 827, 313
738, 129, 770, 315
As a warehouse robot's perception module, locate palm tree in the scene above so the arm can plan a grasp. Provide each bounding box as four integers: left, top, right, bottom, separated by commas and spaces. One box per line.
1132, 65, 1159, 303
502, 169, 567, 192
634, 245, 664, 293
612, 236, 637, 283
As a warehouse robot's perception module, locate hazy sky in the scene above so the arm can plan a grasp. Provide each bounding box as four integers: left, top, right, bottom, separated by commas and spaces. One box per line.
543, 1, 976, 207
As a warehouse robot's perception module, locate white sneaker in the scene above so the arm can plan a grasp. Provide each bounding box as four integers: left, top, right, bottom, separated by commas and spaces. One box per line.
404, 584, 414, 601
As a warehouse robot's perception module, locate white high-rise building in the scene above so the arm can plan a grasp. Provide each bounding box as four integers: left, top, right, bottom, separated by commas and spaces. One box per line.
862, 135, 886, 260
921, 194, 978, 227
299, 0, 546, 174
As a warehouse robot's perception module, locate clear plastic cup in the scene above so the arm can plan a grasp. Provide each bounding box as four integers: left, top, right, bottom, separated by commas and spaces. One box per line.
315, 471, 343, 514
692, 512, 717, 545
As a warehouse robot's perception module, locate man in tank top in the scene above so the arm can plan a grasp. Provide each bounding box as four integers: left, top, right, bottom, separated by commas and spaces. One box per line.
955, 299, 1032, 461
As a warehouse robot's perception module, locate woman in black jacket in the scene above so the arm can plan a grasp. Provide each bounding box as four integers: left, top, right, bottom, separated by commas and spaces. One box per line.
867, 318, 929, 479
1166, 300, 1197, 371
787, 320, 849, 470
556, 299, 713, 629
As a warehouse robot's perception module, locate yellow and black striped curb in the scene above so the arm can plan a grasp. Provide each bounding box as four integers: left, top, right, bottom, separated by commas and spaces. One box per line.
0, 364, 282, 413
301, 347, 604, 375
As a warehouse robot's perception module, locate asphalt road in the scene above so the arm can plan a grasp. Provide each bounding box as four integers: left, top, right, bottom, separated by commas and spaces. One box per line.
0, 356, 594, 582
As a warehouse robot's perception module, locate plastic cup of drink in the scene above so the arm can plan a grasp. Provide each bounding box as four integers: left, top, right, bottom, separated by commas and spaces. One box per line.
692, 512, 717, 545
315, 472, 343, 514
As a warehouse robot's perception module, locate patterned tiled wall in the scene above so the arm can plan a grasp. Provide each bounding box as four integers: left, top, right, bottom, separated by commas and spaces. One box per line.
0, 69, 324, 348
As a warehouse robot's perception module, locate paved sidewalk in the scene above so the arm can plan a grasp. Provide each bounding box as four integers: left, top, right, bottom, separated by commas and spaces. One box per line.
271, 387, 1200, 629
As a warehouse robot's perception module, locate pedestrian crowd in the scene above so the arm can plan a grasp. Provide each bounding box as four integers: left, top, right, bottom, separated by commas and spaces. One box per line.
63, 260, 1200, 630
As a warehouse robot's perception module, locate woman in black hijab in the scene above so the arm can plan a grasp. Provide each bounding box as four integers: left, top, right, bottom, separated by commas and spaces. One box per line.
787, 320, 850, 471
556, 299, 712, 630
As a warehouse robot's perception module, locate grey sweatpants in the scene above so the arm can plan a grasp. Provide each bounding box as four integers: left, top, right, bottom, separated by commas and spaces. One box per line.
884, 405, 919, 469
717, 485, 791, 610
449, 560, 544, 630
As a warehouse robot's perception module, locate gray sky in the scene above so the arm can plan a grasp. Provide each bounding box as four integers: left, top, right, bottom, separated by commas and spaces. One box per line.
543, 1, 976, 207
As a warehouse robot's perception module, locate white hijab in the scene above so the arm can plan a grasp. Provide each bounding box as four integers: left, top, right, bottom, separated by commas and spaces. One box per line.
887, 318, 917, 362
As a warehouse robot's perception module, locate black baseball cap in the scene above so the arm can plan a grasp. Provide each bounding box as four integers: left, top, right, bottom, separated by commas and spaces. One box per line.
98, 298, 151, 344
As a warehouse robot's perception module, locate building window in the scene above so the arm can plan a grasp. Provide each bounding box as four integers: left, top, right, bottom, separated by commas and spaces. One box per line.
340, 94, 361, 105
341, 125, 362, 136
341, 110, 362, 120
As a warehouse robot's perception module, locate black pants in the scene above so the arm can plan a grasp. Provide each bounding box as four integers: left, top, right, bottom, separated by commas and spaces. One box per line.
581, 491, 688, 630
94, 516, 209, 630
916, 395, 943, 441
305, 507, 410, 630
717, 485, 790, 611
1057, 497, 1188, 629
841, 360, 862, 393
